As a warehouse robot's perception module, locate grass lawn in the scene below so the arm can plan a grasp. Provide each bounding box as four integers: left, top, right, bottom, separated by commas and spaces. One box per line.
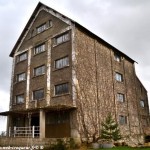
90, 146, 150, 150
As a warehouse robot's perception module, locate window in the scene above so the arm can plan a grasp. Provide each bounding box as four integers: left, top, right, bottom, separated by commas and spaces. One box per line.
36, 23, 46, 34
17, 73, 26, 82
55, 56, 69, 69
34, 65, 45, 76
34, 43, 45, 54
55, 83, 69, 95
117, 93, 125, 102
55, 32, 69, 45
140, 100, 145, 108
119, 115, 127, 125
114, 54, 121, 62
16, 94, 24, 104
33, 89, 44, 100
48, 20, 52, 28
115, 72, 123, 82
17, 52, 27, 62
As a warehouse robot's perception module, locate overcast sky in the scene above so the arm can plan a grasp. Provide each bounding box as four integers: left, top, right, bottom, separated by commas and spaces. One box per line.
0, 0, 150, 131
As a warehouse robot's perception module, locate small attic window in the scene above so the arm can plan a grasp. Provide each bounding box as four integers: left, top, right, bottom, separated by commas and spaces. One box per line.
36, 23, 46, 34
114, 53, 121, 62
140, 100, 145, 108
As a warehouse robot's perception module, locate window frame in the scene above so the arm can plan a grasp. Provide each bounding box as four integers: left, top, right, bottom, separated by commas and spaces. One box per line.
140, 100, 145, 108
54, 32, 69, 46
17, 72, 26, 82
33, 89, 44, 101
17, 52, 27, 63
36, 23, 46, 34
48, 20, 52, 28
34, 43, 46, 55
34, 65, 45, 77
54, 83, 69, 96
119, 115, 127, 125
115, 72, 123, 82
117, 93, 125, 102
55, 56, 69, 69
16, 94, 24, 104
114, 53, 121, 62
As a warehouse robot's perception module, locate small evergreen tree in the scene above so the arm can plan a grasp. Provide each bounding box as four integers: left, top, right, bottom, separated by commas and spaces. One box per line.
101, 113, 121, 141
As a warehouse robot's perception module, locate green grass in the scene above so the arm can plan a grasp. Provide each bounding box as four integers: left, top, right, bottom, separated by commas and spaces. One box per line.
92, 146, 150, 150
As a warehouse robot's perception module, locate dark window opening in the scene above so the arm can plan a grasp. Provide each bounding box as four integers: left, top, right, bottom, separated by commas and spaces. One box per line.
119, 115, 127, 125
33, 89, 44, 100
55, 83, 69, 95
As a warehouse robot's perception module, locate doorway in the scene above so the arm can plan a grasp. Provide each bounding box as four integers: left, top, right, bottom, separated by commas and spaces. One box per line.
31, 115, 39, 126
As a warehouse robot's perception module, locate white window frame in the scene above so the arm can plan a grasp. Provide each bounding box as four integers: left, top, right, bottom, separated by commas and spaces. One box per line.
34, 65, 45, 76
55, 56, 69, 69
17, 72, 26, 82
115, 72, 123, 82
34, 43, 45, 54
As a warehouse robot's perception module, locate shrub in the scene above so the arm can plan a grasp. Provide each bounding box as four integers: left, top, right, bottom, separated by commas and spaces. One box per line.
50, 139, 67, 150
100, 113, 121, 141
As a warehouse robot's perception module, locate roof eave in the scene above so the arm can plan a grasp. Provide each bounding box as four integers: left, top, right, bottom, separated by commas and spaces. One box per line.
75, 23, 136, 63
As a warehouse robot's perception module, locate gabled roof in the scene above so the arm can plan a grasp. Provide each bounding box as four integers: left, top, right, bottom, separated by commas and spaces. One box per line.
10, 2, 136, 63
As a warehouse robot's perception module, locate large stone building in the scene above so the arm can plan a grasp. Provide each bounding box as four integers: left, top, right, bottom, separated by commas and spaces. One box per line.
0, 2, 149, 145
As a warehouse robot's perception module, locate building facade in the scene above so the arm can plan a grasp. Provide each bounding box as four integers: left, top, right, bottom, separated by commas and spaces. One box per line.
1, 2, 149, 144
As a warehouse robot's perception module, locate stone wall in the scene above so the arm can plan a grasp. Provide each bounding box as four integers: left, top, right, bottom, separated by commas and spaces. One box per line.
0, 137, 81, 148
74, 25, 149, 141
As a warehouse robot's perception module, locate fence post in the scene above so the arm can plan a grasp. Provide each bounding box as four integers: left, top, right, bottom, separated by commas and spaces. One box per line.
9, 127, 11, 137
32, 126, 35, 138
14, 126, 16, 137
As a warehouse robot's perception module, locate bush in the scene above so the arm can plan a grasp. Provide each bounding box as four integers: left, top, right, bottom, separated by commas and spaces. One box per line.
45, 139, 67, 150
